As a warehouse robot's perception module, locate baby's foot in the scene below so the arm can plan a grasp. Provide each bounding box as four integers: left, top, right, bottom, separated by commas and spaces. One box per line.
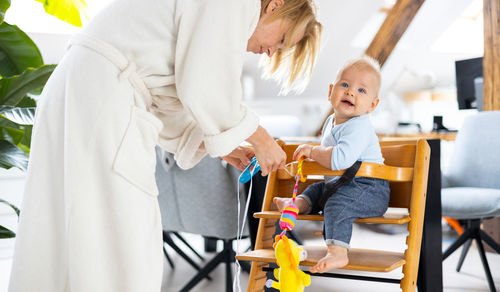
309, 245, 349, 273
273, 197, 293, 212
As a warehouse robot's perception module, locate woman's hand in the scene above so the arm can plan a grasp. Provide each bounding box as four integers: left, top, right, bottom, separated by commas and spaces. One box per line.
221, 146, 255, 171
246, 126, 286, 176
293, 144, 314, 161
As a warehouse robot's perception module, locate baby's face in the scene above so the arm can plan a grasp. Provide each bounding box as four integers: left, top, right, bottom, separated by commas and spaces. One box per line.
328, 66, 380, 124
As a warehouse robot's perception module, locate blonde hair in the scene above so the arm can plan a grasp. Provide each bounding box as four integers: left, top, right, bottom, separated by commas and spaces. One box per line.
259, 0, 322, 94
335, 55, 382, 96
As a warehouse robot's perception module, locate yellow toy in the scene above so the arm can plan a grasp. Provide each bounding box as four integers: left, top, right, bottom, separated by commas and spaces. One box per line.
265, 235, 311, 292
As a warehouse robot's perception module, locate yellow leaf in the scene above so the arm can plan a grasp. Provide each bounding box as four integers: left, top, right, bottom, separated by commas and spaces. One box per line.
34, 0, 88, 27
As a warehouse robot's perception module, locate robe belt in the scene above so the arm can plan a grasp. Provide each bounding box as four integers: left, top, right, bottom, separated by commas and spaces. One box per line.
68, 33, 152, 111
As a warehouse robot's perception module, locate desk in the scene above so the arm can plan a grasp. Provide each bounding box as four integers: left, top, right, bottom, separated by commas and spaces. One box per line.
283, 132, 458, 142
378, 132, 457, 141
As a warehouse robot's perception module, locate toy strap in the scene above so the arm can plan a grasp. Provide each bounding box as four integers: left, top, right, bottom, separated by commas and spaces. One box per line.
292, 158, 304, 203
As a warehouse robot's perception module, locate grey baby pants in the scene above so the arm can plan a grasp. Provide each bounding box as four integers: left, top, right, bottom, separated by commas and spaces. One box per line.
298, 177, 390, 249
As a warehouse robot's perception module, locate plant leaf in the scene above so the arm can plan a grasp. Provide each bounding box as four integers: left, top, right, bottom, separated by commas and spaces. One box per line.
0, 65, 55, 106
19, 124, 32, 150
0, 125, 24, 145
0, 225, 15, 238
0, 198, 19, 216
17, 141, 30, 155
0, 22, 43, 77
9, 120, 32, 152
16, 95, 37, 108
0, 114, 23, 129
0, 0, 11, 24
34, 0, 88, 27
0, 139, 28, 170
0, 117, 28, 146
0, 106, 35, 125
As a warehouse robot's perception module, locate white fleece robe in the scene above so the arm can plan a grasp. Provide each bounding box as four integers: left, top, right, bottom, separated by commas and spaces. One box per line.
9, 0, 260, 291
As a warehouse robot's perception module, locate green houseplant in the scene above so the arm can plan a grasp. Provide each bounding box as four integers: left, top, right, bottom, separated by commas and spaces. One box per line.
0, 0, 86, 238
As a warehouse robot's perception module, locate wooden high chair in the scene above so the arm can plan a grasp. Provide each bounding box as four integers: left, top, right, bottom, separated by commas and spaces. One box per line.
236, 139, 430, 292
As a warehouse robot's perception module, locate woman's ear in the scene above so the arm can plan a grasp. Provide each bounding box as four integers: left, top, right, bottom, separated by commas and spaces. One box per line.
265, 0, 285, 14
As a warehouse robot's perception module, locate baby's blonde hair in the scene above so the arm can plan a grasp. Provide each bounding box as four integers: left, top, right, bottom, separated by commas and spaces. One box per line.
335, 55, 382, 96
259, 0, 322, 94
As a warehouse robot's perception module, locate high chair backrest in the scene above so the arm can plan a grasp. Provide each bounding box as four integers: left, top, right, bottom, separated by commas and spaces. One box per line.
280, 140, 425, 209
381, 143, 416, 208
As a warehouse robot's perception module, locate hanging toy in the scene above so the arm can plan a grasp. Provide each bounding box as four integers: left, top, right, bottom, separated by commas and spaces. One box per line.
279, 204, 299, 231
267, 157, 310, 292
265, 235, 310, 292
279, 157, 305, 232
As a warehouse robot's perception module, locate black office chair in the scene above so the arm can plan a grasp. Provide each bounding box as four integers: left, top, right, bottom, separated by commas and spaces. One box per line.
162, 231, 212, 282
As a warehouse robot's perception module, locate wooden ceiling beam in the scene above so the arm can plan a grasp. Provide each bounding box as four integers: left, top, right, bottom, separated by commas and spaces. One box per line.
483, 0, 500, 110
365, 0, 425, 66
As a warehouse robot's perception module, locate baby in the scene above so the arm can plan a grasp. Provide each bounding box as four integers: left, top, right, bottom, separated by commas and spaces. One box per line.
274, 56, 390, 273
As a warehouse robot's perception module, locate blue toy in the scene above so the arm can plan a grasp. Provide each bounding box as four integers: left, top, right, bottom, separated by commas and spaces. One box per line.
239, 157, 261, 183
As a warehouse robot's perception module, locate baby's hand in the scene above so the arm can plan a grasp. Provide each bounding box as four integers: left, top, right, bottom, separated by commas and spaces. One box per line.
293, 144, 314, 161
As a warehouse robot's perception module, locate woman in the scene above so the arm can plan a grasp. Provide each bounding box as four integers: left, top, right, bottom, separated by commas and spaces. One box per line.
9, 0, 321, 291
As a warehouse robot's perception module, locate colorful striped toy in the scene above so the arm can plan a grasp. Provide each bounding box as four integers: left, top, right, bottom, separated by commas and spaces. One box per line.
278, 158, 305, 235
280, 204, 299, 231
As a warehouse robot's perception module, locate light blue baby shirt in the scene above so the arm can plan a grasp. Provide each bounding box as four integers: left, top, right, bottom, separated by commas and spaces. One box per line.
321, 114, 384, 171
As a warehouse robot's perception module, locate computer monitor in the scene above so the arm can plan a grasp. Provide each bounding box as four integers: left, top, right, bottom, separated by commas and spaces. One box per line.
455, 57, 483, 110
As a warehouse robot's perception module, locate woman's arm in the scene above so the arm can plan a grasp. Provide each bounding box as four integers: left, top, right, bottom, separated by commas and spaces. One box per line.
246, 126, 286, 176
218, 126, 286, 174
174, 0, 261, 158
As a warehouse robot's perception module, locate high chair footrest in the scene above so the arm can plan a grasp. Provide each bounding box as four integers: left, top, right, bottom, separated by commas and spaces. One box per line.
254, 211, 411, 224
236, 246, 406, 272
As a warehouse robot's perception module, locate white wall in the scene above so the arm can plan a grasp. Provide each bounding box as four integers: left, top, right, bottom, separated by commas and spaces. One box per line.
28, 33, 72, 64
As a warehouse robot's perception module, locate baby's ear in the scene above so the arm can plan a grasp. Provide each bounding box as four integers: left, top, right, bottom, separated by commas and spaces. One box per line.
368, 97, 380, 112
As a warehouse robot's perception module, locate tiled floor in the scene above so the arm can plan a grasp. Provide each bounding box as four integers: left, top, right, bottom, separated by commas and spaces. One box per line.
1, 221, 499, 292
